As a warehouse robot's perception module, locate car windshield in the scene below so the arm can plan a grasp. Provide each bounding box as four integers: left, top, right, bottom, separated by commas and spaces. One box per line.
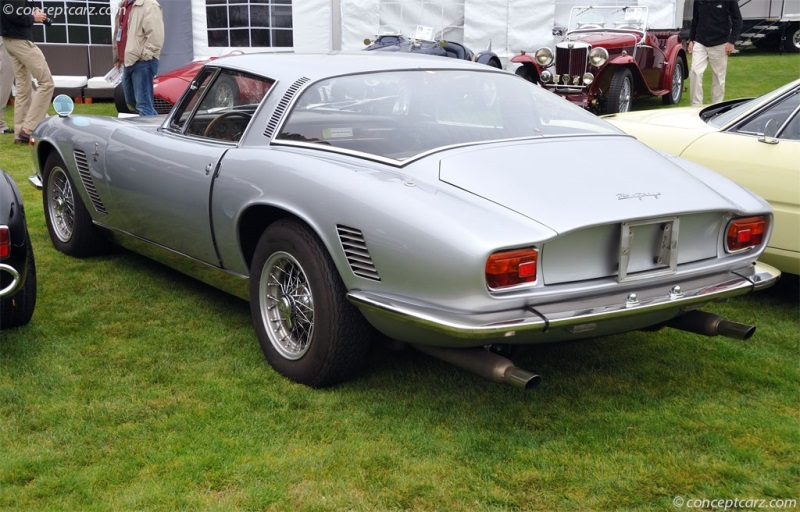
703, 98, 758, 128
277, 69, 620, 163
568, 5, 648, 32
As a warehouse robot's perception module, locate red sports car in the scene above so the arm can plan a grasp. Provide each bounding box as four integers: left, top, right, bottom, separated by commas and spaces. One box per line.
511, 5, 687, 114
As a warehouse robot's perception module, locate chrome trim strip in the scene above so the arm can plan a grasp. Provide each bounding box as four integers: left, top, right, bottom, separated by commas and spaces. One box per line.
0, 262, 21, 298
347, 262, 780, 341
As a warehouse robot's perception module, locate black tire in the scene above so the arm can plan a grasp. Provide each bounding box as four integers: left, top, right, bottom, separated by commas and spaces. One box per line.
606, 68, 633, 114
783, 23, 800, 53
209, 75, 239, 109
514, 65, 539, 84
662, 59, 684, 105
249, 219, 372, 387
42, 153, 108, 257
0, 227, 36, 330
114, 84, 136, 114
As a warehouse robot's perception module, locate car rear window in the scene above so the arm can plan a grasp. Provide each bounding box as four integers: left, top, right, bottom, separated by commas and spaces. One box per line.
276, 69, 620, 163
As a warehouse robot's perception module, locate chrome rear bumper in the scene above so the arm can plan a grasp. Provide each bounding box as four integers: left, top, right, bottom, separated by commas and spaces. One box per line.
348, 262, 780, 347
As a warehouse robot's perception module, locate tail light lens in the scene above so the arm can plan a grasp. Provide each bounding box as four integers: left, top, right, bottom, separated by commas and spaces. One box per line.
725, 216, 768, 252
486, 248, 538, 289
0, 226, 9, 259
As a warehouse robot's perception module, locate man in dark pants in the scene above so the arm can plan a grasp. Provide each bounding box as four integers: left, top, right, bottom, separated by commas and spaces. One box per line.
0, 0, 54, 143
688, 0, 743, 106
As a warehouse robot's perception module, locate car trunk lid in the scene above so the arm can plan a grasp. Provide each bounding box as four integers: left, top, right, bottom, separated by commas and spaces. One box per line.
438, 136, 737, 234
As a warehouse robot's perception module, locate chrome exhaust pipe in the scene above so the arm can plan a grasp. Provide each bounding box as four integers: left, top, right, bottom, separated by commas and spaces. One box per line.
414, 345, 541, 389
667, 310, 756, 340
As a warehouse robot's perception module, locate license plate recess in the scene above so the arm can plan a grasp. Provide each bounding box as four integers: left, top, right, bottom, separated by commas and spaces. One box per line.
619, 217, 679, 282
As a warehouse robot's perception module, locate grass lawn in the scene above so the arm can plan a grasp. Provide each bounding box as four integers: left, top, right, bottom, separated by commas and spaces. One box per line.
0, 50, 798, 511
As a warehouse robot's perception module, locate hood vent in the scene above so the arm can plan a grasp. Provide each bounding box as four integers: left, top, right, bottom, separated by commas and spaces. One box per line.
337, 225, 380, 281
73, 150, 107, 214
264, 76, 310, 139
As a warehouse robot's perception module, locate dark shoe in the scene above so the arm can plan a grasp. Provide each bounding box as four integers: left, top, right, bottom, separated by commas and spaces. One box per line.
1, 128, 13, 134
14, 130, 31, 144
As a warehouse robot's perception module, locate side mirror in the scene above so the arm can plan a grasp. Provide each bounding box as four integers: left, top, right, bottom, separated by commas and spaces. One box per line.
758, 119, 779, 145
52, 94, 74, 117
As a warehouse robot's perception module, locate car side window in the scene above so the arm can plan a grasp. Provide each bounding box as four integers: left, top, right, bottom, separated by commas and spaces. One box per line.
169, 69, 216, 133
175, 69, 273, 142
735, 91, 800, 137
779, 111, 800, 141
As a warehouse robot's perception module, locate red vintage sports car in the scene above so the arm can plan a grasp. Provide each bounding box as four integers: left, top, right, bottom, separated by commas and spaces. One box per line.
512, 6, 687, 114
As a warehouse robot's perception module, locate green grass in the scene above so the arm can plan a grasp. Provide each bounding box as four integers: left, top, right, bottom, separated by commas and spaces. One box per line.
633, 45, 800, 110
1, 51, 799, 511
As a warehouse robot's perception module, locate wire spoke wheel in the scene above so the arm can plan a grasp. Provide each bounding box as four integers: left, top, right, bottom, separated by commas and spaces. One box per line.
250, 219, 372, 387
46, 166, 76, 243
260, 251, 315, 360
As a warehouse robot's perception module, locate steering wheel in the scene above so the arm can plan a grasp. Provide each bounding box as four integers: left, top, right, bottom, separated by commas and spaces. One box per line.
203, 111, 252, 141
578, 23, 602, 29
616, 24, 641, 30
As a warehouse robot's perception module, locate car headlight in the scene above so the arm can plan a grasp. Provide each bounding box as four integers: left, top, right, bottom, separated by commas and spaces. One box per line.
534, 47, 554, 67
588, 47, 609, 67
541, 70, 552, 83
582, 72, 594, 85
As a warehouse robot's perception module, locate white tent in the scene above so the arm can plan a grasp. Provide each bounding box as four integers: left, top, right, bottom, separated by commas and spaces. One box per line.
144, 0, 687, 70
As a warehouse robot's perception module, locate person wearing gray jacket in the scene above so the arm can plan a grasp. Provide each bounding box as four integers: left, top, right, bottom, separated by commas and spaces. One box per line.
112, 0, 164, 116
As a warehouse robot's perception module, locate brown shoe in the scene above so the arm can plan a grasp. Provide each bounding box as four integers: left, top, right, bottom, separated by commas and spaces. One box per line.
14, 130, 31, 144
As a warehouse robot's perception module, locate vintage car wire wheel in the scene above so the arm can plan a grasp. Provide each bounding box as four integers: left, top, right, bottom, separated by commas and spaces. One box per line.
663, 60, 684, 105
606, 68, 633, 114
260, 251, 315, 360
211, 75, 239, 108
249, 219, 372, 387
42, 153, 107, 257
45, 165, 76, 244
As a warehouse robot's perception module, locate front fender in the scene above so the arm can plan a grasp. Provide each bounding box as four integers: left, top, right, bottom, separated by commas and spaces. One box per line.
475, 51, 502, 69
662, 44, 688, 91
0, 170, 30, 298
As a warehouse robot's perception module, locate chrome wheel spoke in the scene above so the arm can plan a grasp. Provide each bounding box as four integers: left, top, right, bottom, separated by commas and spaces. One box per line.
260, 252, 315, 360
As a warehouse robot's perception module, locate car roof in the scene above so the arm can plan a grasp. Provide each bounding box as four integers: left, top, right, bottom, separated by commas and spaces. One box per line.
205, 51, 497, 82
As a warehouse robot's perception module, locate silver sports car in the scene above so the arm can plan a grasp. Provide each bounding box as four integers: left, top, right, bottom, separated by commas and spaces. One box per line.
29, 52, 779, 389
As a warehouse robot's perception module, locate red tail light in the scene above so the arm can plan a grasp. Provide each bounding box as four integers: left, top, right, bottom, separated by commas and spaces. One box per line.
0, 226, 9, 259
486, 248, 538, 289
726, 216, 767, 252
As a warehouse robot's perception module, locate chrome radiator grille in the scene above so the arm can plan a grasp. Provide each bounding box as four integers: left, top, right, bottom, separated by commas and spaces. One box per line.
555, 46, 588, 79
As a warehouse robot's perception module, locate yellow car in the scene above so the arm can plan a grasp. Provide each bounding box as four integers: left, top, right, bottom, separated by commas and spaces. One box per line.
606, 79, 800, 274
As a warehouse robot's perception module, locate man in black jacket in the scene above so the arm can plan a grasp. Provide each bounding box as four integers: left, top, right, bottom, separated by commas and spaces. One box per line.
0, 0, 53, 143
688, 0, 743, 106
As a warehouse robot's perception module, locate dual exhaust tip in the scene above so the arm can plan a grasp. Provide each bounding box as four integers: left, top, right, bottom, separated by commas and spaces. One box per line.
415, 310, 755, 390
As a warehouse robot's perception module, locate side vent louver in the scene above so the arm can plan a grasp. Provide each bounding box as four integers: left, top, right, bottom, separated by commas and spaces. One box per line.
264, 76, 310, 139
73, 150, 107, 214
337, 225, 381, 281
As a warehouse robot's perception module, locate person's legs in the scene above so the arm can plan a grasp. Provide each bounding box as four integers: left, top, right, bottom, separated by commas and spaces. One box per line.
20, 44, 53, 133
121, 65, 136, 112
128, 58, 159, 116
707, 44, 728, 105
0, 38, 14, 132
689, 42, 710, 106
4, 38, 32, 139
3, 38, 53, 135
